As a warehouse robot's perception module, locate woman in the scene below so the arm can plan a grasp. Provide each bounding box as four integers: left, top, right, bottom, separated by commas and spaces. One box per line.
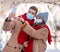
21, 13, 52, 52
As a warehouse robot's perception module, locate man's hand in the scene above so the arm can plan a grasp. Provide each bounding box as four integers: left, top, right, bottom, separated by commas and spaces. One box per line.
5, 13, 16, 22
8, 13, 15, 18
23, 41, 28, 47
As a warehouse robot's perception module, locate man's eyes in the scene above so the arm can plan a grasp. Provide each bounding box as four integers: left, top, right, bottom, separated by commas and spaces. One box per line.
29, 11, 35, 15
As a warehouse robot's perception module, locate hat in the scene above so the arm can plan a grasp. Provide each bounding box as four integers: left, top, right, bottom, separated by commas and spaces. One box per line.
37, 12, 49, 23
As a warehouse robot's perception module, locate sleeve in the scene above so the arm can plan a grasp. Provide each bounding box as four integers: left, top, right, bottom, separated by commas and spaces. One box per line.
3, 19, 16, 31
23, 23, 48, 40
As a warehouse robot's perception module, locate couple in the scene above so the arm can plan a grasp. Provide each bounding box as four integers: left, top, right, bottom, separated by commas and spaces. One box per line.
2, 6, 52, 52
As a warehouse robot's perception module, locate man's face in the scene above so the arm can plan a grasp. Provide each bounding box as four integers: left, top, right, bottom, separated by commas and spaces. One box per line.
28, 9, 36, 16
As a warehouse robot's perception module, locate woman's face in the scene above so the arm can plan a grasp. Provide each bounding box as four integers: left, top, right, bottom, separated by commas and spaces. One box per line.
35, 16, 43, 24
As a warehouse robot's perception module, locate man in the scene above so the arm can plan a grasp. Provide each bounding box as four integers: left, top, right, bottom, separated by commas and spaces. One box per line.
2, 6, 38, 52
18, 6, 38, 44
17, 6, 38, 52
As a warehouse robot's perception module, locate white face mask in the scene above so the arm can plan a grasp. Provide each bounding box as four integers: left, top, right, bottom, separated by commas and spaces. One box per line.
35, 19, 43, 24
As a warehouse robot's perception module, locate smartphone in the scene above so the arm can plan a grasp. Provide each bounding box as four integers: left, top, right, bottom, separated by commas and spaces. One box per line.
11, 7, 17, 13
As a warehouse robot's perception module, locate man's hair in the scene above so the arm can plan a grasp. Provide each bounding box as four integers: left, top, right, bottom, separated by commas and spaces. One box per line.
29, 6, 38, 14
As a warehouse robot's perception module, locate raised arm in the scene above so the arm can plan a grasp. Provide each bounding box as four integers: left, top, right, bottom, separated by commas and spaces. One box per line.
21, 22, 48, 40
3, 18, 16, 31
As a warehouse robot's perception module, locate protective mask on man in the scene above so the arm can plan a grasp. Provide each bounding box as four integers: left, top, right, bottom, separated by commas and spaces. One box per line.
35, 19, 43, 24
26, 13, 34, 20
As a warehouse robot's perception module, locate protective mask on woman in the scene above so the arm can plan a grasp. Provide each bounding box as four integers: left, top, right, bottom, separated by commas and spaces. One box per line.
26, 13, 34, 20
35, 19, 43, 24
